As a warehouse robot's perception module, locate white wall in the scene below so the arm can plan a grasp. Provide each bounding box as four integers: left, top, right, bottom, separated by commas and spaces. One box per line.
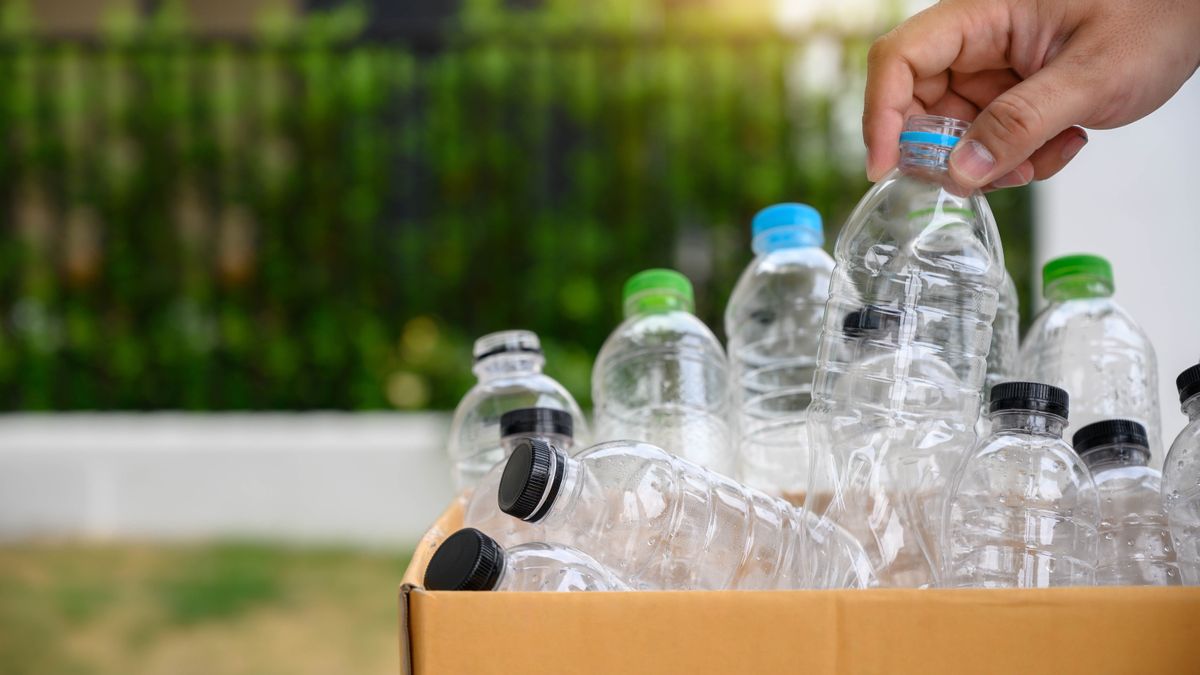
0, 413, 455, 548
1035, 75, 1200, 458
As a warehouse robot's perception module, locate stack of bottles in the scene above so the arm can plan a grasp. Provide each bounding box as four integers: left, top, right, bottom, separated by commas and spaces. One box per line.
428, 114, 1200, 593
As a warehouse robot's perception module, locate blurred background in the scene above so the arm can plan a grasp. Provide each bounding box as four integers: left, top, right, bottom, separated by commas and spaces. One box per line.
0, 0, 1194, 673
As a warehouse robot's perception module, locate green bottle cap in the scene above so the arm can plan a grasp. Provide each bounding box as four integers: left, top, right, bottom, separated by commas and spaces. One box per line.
622, 268, 694, 318
1042, 254, 1114, 300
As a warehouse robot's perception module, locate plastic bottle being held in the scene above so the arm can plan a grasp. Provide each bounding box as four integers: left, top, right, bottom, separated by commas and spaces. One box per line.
592, 269, 732, 475
943, 382, 1100, 588
1074, 419, 1179, 586
986, 270, 1020, 399
462, 408, 576, 548
447, 330, 588, 492
1020, 254, 1162, 455
424, 528, 629, 592
725, 203, 834, 501
1163, 363, 1200, 585
497, 439, 875, 590
805, 115, 1005, 588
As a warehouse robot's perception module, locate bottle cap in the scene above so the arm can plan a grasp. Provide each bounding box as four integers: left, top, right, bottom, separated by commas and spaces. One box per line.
500, 407, 574, 439
988, 381, 1069, 419
621, 268, 695, 318
1072, 419, 1149, 457
1177, 363, 1200, 404
751, 203, 823, 253
498, 438, 565, 522
1042, 254, 1114, 298
424, 528, 505, 591
472, 330, 542, 363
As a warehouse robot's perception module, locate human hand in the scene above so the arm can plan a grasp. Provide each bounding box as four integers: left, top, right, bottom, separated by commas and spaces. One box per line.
863, 0, 1200, 189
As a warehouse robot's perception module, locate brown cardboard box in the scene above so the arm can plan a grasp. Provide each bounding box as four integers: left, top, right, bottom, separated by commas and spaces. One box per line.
400, 502, 1200, 675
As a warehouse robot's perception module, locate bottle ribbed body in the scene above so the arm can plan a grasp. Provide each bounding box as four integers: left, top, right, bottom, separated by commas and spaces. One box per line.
592, 312, 732, 475
943, 427, 1100, 588
539, 441, 871, 590
1092, 464, 1179, 586
1020, 299, 1161, 456
805, 162, 1004, 588
1163, 399, 1200, 585
726, 246, 834, 499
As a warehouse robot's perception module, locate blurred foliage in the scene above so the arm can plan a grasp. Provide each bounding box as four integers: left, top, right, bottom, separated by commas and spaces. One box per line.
0, 0, 1032, 410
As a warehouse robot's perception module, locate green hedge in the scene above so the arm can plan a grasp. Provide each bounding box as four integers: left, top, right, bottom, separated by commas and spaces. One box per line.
0, 2, 1033, 410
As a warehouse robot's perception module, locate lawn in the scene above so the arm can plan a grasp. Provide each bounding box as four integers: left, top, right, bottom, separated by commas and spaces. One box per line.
0, 542, 412, 675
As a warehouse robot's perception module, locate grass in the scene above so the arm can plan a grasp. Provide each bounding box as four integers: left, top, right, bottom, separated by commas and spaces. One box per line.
0, 541, 412, 675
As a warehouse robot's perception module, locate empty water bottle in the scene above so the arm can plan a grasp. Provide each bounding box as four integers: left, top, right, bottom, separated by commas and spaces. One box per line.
1163, 363, 1200, 585
447, 330, 587, 491
497, 438, 874, 590
986, 270, 1020, 398
1020, 254, 1162, 454
943, 382, 1100, 588
592, 269, 732, 474
725, 203, 834, 500
462, 407, 576, 548
806, 115, 1005, 588
1074, 419, 1179, 586
424, 528, 629, 592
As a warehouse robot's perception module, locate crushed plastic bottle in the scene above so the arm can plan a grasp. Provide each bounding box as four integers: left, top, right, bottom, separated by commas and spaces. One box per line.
497, 438, 874, 590
462, 407, 576, 548
424, 528, 630, 592
1020, 254, 1162, 454
1163, 363, 1200, 585
447, 330, 587, 491
725, 203, 834, 500
592, 269, 732, 474
805, 115, 1005, 588
1074, 419, 1179, 586
943, 382, 1100, 588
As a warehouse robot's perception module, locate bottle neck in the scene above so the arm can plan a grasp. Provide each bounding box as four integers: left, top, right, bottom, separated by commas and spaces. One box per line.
1044, 275, 1114, 302
988, 410, 1067, 438
1184, 394, 1200, 420
1081, 444, 1151, 474
898, 142, 952, 173
536, 451, 582, 526
473, 353, 545, 381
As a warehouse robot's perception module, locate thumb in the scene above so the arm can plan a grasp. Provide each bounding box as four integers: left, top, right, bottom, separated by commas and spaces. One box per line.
949, 57, 1095, 188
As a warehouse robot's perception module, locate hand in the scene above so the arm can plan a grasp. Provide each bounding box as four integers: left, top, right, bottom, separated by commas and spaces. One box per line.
863, 0, 1200, 189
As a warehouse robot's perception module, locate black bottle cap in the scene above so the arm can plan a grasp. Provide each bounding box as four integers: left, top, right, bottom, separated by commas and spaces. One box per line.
424, 528, 505, 591
988, 381, 1069, 419
498, 438, 564, 522
1177, 364, 1200, 404
500, 408, 574, 439
1072, 419, 1149, 456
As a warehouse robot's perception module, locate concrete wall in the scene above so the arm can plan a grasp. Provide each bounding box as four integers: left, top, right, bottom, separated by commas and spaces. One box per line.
0, 413, 455, 548
1034, 75, 1200, 460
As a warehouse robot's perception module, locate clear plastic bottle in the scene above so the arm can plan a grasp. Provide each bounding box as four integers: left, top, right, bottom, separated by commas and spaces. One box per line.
1073, 419, 1179, 586
976, 271, 1020, 439
497, 438, 875, 590
725, 203, 834, 500
1020, 254, 1162, 454
447, 330, 588, 492
592, 269, 732, 475
1163, 363, 1200, 585
942, 382, 1100, 588
462, 407, 576, 548
424, 528, 630, 592
805, 115, 1005, 588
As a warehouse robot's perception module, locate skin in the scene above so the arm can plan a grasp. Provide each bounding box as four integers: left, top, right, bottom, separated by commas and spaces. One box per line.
863, 0, 1200, 189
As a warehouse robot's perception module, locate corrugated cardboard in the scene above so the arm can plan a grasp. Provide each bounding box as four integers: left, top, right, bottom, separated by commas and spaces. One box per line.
400, 502, 1200, 675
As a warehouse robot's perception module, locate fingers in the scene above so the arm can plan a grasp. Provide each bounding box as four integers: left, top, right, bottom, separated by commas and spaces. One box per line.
982, 127, 1088, 191
948, 50, 1096, 188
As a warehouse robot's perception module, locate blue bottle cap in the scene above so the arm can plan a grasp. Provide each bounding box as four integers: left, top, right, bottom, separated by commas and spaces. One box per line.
750, 203, 823, 254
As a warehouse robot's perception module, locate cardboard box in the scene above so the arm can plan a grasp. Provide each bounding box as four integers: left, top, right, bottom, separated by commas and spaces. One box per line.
400, 502, 1200, 675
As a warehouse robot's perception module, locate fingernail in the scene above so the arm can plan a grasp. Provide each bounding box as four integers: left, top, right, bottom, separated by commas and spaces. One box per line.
991, 169, 1030, 189
1061, 132, 1088, 162
950, 140, 996, 184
